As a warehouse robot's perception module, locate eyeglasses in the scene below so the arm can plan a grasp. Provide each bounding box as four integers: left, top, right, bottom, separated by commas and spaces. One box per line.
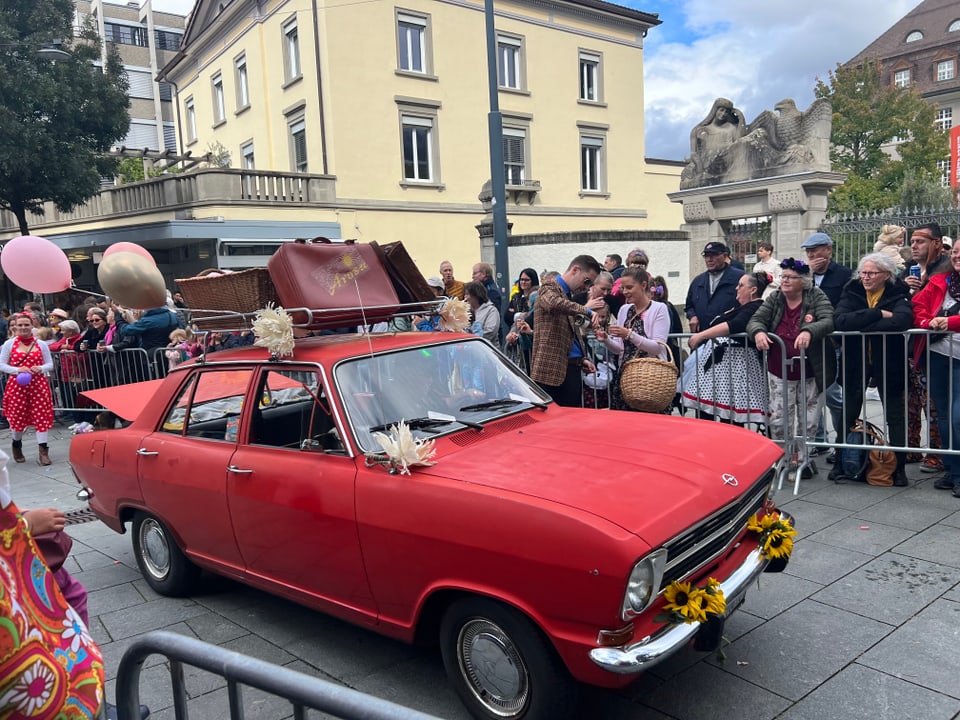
628, 261, 647, 267
859, 271, 887, 278
780, 274, 801, 282
519, 277, 532, 283
582, 277, 594, 287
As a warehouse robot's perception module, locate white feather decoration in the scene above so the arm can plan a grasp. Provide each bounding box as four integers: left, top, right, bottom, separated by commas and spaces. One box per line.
371, 420, 437, 475
252, 304, 295, 357
438, 298, 471, 333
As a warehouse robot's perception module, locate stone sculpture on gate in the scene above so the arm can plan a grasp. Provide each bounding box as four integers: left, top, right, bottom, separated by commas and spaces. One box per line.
680, 97, 833, 189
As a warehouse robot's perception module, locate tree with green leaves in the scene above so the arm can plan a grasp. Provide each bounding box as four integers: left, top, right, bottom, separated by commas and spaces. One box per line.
0, 0, 130, 235
815, 58, 949, 213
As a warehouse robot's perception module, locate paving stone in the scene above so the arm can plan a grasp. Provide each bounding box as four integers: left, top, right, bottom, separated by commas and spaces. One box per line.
103, 662, 175, 720
940, 509, 960, 528
855, 492, 959, 531
775, 498, 851, 539
637, 660, 791, 720
184, 612, 249, 645
859, 599, 960, 698
944, 583, 960, 603
784, 538, 873, 585
350, 651, 471, 720
812, 555, 960, 625
648, 608, 765, 680
71, 561, 142, 592
779, 662, 960, 720
739, 570, 822, 620
893, 524, 960, 569
98, 626, 188, 681
87, 581, 147, 616
73, 549, 122, 571
100, 596, 208, 640
806, 517, 916, 556
221, 633, 296, 667
714, 599, 892, 701
797, 483, 892, 512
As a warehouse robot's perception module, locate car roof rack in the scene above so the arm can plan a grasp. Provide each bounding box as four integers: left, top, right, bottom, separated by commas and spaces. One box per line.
187, 298, 448, 334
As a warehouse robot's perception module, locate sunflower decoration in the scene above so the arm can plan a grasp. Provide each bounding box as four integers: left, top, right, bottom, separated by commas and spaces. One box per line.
747, 511, 797, 563
656, 578, 725, 626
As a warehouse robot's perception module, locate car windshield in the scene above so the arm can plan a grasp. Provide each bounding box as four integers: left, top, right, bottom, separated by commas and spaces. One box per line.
335, 337, 549, 451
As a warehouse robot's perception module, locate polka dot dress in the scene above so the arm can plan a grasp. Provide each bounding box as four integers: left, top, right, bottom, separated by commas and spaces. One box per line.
3, 341, 54, 432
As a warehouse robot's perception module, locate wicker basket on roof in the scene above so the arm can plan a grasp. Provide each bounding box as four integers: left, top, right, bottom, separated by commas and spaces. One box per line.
175, 268, 279, 330
619, 341, 678, 413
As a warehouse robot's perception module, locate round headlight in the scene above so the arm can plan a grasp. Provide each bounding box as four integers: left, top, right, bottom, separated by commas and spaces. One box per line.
621, 549, 667, 620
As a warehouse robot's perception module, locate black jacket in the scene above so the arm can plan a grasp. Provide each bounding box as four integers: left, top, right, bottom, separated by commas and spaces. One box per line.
814, 261, 853, 307
833, 278, 913, 389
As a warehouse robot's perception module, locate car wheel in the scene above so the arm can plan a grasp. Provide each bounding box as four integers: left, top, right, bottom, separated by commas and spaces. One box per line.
132, 512, 199, 596
439, 597, 577, 720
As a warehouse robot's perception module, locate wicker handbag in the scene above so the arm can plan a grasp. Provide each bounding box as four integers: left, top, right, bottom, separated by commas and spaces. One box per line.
619, 341, 678, 412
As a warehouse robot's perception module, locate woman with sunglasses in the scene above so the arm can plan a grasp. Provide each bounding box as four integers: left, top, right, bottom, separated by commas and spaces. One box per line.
0, 313, 55, 465
832, 252, 912, 486
747, 258, 834, 474
79, 307, 110, 387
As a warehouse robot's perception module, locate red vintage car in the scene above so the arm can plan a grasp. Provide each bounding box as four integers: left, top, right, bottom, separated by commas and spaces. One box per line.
70, 331, 789, 720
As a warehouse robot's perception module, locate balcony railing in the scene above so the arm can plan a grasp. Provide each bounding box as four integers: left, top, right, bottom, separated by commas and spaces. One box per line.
0, 169, 337, 234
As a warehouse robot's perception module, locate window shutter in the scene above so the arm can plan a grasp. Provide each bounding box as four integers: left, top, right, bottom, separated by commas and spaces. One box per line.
126, 69, 155, 99
124, 121, 160, 151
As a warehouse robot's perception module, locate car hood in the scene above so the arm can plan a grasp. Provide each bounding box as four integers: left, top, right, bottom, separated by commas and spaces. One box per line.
420, 410, 783, 546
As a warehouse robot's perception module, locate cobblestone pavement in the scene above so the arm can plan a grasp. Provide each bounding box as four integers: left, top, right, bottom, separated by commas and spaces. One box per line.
9, 421, 960, 720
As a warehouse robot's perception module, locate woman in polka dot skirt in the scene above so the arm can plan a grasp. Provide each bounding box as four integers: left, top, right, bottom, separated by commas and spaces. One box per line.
0, 313, 55, 465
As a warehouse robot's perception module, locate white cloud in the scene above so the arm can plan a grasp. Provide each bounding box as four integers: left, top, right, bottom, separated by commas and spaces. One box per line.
643, 0, 916, 160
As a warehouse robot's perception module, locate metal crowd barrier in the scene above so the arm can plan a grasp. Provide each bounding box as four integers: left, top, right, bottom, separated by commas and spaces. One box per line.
46, 348, 155, 420
115, 631, 441, 720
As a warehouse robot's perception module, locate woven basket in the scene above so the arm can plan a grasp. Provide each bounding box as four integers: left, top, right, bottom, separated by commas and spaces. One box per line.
619, 341, 678, 412
175, 268, 279, 330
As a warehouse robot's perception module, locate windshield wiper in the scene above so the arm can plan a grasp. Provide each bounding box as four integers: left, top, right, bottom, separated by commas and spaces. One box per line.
460, 397, 547, 412
368, 415, 483, 433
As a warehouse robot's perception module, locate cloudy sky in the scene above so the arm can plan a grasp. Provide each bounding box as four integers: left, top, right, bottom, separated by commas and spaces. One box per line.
150, 0, 920, 161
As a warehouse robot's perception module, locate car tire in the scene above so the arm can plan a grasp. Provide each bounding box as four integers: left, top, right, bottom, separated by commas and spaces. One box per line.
132, 512, 199, 596
439, 597, 577, 720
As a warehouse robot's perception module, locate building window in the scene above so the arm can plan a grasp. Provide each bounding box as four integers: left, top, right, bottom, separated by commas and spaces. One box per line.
936, 108, 953, 130
497, 34, 524, 90
894, 69, 910, 88
158, 81, 173, 102
580, 135, 604, 192
235, 55, 250, 109
397, 11, 430, 74
401, 115, 434, 182
503, 127, 526, 185
154, 29, 183, 50
938, 159, 951, 187
288, 115, 307, 172
579, 51, 602, 102
211, 73, 225, 124
184, 96, 196, 143
905, 31, 923, 43
241, 142, 255, 169
104, 22, 148, 47
282, 18, 301, 83
938, 60, 955, 81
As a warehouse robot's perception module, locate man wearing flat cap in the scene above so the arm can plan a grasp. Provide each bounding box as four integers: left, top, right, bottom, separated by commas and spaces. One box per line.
684, 241, 744, 333
800, 232, 851, 307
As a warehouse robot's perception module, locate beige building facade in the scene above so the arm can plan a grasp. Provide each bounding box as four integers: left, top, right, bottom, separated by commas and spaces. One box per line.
161, 0, 682, 275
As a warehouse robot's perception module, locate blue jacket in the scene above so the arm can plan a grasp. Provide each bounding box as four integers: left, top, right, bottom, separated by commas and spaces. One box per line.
117, 307, 183, 351
684, 264, 744, 327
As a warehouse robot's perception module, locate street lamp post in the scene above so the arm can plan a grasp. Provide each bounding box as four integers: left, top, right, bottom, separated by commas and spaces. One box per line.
483, 0, 510, 300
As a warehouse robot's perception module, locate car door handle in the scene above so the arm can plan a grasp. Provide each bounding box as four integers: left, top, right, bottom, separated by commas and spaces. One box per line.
136, 448, 159, 456
227, 465, 253, 474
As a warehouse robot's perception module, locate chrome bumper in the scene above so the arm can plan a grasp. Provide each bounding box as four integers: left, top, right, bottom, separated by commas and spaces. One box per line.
589, 513, 790, 675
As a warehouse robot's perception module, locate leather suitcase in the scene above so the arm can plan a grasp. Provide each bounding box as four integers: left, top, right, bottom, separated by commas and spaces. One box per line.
267, 238, 399, 329
376, 241, 435, 304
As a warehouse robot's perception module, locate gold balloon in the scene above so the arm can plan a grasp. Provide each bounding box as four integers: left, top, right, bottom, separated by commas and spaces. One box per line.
97, 252, 167, 309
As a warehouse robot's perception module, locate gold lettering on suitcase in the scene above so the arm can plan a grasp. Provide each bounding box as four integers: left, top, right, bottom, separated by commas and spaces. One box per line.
312, 248, 369, 295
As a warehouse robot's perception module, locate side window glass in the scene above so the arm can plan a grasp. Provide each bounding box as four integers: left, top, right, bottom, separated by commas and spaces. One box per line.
251, 368, 344, 453
160, 370, 252, 441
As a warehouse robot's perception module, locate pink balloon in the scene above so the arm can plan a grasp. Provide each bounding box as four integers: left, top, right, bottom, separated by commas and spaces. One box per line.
16, 372, 32, 386
103, 242, 155, 265
0, 235, 71, 293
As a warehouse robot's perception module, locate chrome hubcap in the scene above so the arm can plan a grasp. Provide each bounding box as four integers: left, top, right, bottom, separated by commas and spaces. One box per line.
139, 518, 171, 580
457, 618, 528, 717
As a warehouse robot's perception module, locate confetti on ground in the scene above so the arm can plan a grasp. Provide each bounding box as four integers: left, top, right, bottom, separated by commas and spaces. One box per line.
736, 661, 749, 666
859, 525, 870, 530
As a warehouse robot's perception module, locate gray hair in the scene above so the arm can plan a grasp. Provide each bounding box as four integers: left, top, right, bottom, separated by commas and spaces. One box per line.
59, 319, 80, 334
858, 251, 897, 282
596, 271, 614, 286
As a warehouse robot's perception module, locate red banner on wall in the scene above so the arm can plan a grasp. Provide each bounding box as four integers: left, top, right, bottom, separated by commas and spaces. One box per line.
951, 125, 960, 189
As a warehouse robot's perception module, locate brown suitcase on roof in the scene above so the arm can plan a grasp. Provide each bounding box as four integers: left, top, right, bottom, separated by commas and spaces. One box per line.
267, 238, 399, 329
376, 241, 435, 304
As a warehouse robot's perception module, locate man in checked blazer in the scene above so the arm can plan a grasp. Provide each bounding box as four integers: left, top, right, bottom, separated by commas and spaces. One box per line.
530, 255, 605, 406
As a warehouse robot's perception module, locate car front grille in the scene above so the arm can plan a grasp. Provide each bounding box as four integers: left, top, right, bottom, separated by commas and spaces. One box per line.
659, 468, 774, 590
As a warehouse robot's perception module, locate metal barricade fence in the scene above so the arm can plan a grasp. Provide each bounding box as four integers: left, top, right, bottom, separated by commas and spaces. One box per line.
116, 630, 441, 720
48, 348, 154, 419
